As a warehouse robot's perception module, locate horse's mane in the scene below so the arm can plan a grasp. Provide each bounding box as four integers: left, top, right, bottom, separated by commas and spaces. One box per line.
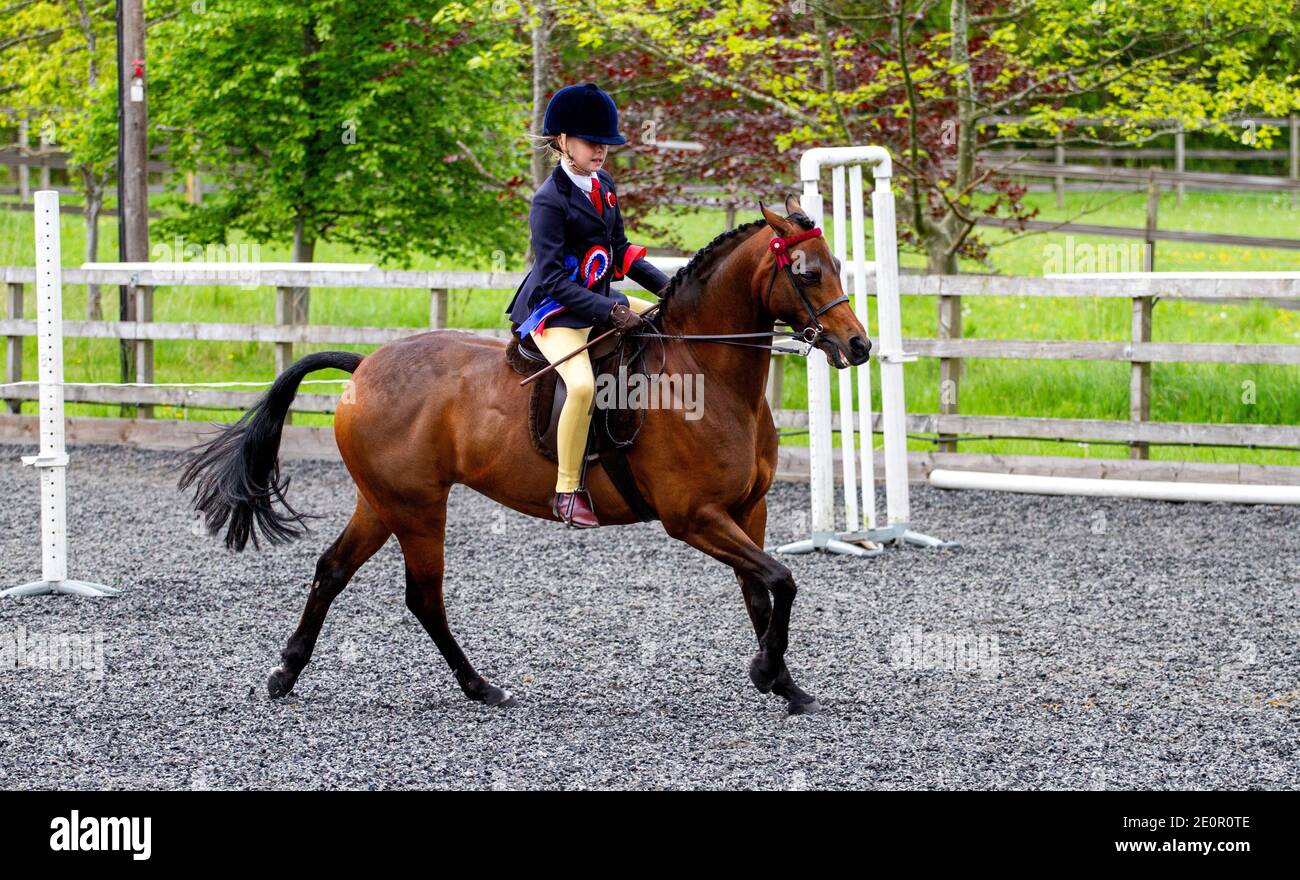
660, 209, 816, 305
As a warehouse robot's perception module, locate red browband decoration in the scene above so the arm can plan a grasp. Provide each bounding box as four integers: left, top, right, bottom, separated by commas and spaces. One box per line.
768, 227, 823, 268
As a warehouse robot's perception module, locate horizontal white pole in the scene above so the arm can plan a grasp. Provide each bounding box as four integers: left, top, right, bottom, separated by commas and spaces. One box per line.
1045, 271, 1300, 281
929, 468, 1300, 505
800, 146, 892, 181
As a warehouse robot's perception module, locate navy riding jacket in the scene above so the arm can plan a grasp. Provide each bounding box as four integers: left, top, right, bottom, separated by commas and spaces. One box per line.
506, 163, 669, 332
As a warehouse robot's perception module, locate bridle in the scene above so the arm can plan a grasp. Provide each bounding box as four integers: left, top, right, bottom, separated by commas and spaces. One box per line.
764, 226, 850, 345
596, 224, 856, 448
634, 224, 852, 355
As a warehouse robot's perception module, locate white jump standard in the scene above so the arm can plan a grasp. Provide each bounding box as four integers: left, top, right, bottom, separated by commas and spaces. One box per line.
1, 191, 118, 598
779, 146, 950, 557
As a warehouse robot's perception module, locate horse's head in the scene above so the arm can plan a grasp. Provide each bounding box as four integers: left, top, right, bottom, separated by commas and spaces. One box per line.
759, 196, 871, 368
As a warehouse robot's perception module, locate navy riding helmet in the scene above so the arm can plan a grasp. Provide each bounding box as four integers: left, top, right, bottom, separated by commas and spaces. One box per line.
542, 82, 626, 145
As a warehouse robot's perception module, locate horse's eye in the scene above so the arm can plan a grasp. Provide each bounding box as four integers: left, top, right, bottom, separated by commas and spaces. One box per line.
798, 271, 820, 283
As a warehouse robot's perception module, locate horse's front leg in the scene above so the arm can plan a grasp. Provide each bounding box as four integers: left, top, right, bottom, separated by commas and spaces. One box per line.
670, 503, 820, 715
732, 499, 820, 714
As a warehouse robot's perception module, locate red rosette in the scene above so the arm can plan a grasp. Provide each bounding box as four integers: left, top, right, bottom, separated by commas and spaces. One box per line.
580, 244, 611, 287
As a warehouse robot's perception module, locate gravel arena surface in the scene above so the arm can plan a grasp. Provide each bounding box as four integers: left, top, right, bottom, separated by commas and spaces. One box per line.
0, 442, 1296, 791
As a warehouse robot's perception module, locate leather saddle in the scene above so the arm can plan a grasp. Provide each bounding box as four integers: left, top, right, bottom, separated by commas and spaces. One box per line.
505, 323, 658, 522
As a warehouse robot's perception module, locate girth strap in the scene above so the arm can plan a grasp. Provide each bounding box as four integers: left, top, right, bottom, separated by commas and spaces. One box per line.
597, 445, 658, 522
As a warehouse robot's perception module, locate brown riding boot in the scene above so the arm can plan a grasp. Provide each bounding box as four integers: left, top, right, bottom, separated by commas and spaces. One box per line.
552, 489, 599, 528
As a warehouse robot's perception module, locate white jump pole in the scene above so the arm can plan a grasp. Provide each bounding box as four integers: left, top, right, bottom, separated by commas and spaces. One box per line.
779, 147, 951, 557
930, 469, 1300, 505
777, 150, 873, 556
831, 166, 859, 534
2, 191, 118, 598
848, 164, 877, 534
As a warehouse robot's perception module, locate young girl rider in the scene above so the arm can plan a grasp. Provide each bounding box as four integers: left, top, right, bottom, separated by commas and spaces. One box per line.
506, 83, 667, 529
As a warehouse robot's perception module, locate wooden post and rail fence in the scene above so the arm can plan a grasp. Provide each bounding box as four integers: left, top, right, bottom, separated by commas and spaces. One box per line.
2, 265, 1297, 484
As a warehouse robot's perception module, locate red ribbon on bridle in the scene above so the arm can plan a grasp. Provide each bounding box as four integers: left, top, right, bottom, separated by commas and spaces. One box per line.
768, 226, 824, 268
764, 225, 849, 343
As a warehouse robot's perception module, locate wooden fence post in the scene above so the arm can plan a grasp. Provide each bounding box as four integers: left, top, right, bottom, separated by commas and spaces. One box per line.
1130, 294, 1153, 460
17, 118, 29, 206
134, 284, 154, 419
5, 282, 22, 414
937, 293, 962, 453
1053, 131, 1065, 210
429, 288, 449, 329
276, 285, 309, 424
1174, 126, 1185, 207
1144, 170, 1159, 272
1290, 115, 1298, 211
1130, 171, 1160, 460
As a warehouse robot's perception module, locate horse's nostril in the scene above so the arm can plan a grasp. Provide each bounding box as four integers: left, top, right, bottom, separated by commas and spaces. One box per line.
850, 336, 871, 359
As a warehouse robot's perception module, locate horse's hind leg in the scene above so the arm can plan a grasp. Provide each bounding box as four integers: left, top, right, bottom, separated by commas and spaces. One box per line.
733, 498, 819, 715
267, 494, 391, 698
399, 489, 515, 708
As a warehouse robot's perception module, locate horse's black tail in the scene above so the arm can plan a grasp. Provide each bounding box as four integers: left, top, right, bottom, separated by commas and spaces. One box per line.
177, 351, 364, 552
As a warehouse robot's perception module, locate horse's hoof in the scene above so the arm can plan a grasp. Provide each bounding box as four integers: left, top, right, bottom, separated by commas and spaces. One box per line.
481, 685, 517, 708
787, 696, 822, 716
267, 666, 296, 699
748, 654, 776, 693
462, 676, 517, 708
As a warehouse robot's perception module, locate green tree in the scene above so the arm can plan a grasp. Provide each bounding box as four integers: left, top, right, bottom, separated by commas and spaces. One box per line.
562, 0, 1300, 272
1, 0, 121, 318
150, 1, 529, 266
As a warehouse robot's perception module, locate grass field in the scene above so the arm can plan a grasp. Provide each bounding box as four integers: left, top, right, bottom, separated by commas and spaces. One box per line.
1, 186, 1297, 466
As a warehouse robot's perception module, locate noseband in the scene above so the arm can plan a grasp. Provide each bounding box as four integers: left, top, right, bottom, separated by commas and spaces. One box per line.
766, 226, 850, 344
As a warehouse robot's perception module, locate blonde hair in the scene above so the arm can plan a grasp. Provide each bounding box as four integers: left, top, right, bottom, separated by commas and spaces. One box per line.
527, 132, 565, 164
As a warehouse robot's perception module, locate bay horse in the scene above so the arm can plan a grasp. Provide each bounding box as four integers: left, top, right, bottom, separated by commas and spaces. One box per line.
179, 195, 870, 715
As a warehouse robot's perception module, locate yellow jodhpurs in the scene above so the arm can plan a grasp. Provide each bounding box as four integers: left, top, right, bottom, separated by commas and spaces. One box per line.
531, 295, 658, 493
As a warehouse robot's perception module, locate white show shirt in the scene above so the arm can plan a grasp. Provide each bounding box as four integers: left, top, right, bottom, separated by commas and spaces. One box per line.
561, 160, 596, 193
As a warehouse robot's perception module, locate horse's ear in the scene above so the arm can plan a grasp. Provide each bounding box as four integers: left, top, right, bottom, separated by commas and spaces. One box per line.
759, 199, 792, 234
784, 193, 804, 216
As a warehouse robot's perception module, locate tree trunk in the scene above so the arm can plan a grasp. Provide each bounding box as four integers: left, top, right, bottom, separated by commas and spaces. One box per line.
905, 0, 979, 275
527, 1, 554, 266
926, 231, 960, 274
292, 214, 315, 264
74, 1, 104, 320
530, 1, 553, 192
290, 212, 314, 321
83, 171, 103, 320
937, 0, 978, 276
282, 213, 315, 428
